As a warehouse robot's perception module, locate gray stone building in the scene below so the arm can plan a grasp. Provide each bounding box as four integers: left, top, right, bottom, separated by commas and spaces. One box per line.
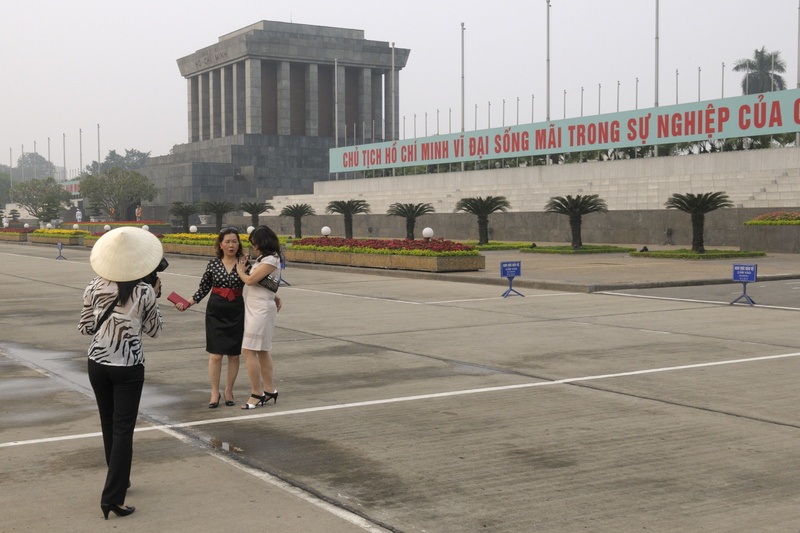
142, 21, 410, 221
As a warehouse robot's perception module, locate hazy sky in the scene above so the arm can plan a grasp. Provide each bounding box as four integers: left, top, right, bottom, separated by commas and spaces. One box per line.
3, 0, 797, 177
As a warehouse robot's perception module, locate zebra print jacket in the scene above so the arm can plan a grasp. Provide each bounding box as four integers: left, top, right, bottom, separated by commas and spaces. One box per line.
79, 277, 163, 366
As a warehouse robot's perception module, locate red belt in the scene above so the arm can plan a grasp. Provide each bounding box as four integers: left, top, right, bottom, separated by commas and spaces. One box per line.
212, 287, 243, 301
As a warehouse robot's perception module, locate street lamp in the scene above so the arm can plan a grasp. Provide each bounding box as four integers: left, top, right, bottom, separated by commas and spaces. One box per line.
422, 227, 434, 241
321, 226, 331, 238
189, 225, 197, 233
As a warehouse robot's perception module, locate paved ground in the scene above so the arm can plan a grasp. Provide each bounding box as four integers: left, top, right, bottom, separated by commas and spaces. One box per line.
3, 241, 800, 532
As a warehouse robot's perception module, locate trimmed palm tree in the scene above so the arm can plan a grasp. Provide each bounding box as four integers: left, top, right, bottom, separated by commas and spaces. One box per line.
544, 194, 608, 248
733, 47, 787, 94
326, 199, 371, 239
199, 200, 238, 232
279, 203, 316, 238
664, 191, 733, 252
240, 201, 274, 228
454, 195, 511, 245
168, 201, 198, 232
386, 202, 435, 240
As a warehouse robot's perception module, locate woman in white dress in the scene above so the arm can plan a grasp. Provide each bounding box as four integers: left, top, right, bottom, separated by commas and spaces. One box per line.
235, 225, 283, 409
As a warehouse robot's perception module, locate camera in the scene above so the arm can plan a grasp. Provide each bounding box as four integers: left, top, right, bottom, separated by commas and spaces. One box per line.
142, 257, 169, 297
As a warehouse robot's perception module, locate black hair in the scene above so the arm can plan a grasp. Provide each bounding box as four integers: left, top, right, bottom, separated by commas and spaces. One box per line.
214, 228, 243, 259
249, 225, 280, 257
117, 280, 139, 306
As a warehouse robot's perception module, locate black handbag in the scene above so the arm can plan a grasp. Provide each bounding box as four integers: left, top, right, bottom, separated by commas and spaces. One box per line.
257, 271, 280, 293
254, 254, 281, 292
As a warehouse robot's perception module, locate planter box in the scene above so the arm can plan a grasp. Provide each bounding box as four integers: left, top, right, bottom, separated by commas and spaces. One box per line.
29, 236, 81, 245
162, 243, 216, 256
0, 233, 28, 242
284, 249, 485, 272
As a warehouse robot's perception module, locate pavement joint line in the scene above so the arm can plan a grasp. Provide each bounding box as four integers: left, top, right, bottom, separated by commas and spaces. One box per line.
5, 350, 800, 449
599, 291, 800, 311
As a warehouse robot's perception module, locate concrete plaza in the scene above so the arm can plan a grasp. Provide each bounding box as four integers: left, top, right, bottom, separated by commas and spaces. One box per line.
2, 241, 800, 532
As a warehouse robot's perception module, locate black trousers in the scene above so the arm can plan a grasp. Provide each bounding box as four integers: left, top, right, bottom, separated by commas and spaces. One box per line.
87, 359, 144, 506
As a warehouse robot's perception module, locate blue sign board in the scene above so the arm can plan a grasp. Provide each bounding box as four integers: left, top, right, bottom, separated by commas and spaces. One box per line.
500, 261, 521, 278
732, 264, 757, 283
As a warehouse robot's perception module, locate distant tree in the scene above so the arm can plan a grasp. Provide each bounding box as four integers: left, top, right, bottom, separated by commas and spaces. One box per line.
279, 203, 316, 238
665, 191, 733, 252
386, 202, 435, 240
9, 177, 73, 222
79, 167, 159, 221
0, 168, 10, 204
326, 199, 371, 239
16, 152, 55, 182
198, 200, 238, 232
8, 208, 21, 222
86, 148, 151, 174
733, 47, 787, 94
544, 194, 608, 248
454, 195, 511, 245
168, 201, 198, 232
240, 201, 274, 228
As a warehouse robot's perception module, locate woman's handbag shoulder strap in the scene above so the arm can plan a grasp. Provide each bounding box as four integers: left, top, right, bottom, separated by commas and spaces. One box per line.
95, 295, 119, 331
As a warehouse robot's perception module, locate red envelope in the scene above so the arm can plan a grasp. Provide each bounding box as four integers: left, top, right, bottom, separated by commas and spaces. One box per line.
167, 291, 190, 307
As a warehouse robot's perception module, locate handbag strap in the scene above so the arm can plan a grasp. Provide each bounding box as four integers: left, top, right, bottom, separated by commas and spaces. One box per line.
95, 295, 119, 331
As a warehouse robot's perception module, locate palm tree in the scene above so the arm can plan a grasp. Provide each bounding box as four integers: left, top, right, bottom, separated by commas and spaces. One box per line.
279, 203, 316, 238
733, 47, 787, 94
544, 194, 608, 248
240, 201, 274, 228
664, 192, 733, 252
454, 195, 511, 245
168, 201, 198, 232
386, 202, 435, 240
326, 199, 371, 239
199, 200, 237, 232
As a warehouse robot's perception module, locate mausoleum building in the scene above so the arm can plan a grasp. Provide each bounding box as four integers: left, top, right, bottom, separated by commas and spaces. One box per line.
143, 21, 409, 220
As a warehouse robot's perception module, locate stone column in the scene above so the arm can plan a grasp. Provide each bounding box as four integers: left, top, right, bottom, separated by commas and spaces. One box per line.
384, 69, 400, 141
245, 58, 262, 134
221, 65, 233, 137
371, 71, 383, 142
306, 63, 319, 136
336, 62, 346, 144
188, 76, 200, 142
199, 72, 210, 140
359, 67, 372, 143
210, 68, 222, 138
233, 61, 246, 135
277, 61, 291, 136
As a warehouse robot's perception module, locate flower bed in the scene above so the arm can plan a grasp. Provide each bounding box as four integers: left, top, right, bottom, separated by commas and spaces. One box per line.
0, 227, 35, 242
744, 211, 800, 225
29, 228, 91, 246
286, 237, 484, 272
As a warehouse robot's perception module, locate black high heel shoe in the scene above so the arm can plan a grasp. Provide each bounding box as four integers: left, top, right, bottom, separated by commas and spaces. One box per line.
263, 390, 278, 404
208, 393, 221, 409
224, 391, 236, 406
242, 393, 266, 409
101, 503, 135, 519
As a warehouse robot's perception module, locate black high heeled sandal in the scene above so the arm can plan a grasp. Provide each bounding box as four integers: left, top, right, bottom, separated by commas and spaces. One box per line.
241, 393, 266, 409
263, 390, 278, 404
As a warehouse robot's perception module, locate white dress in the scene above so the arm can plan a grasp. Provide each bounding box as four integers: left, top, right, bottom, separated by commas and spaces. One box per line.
241, 254, 280, 351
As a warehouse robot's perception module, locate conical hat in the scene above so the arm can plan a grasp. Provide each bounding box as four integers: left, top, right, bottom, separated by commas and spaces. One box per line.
90, 227, 163, 281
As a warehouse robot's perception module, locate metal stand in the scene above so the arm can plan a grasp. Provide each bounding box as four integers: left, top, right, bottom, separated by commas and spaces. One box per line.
55, 241, 66, 260
279, 277, 291, 287
502, 277, 524, 298
730, 282, 755, 306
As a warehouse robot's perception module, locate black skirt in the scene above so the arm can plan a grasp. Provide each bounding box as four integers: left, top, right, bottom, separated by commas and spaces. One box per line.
205, 292, 244, 355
